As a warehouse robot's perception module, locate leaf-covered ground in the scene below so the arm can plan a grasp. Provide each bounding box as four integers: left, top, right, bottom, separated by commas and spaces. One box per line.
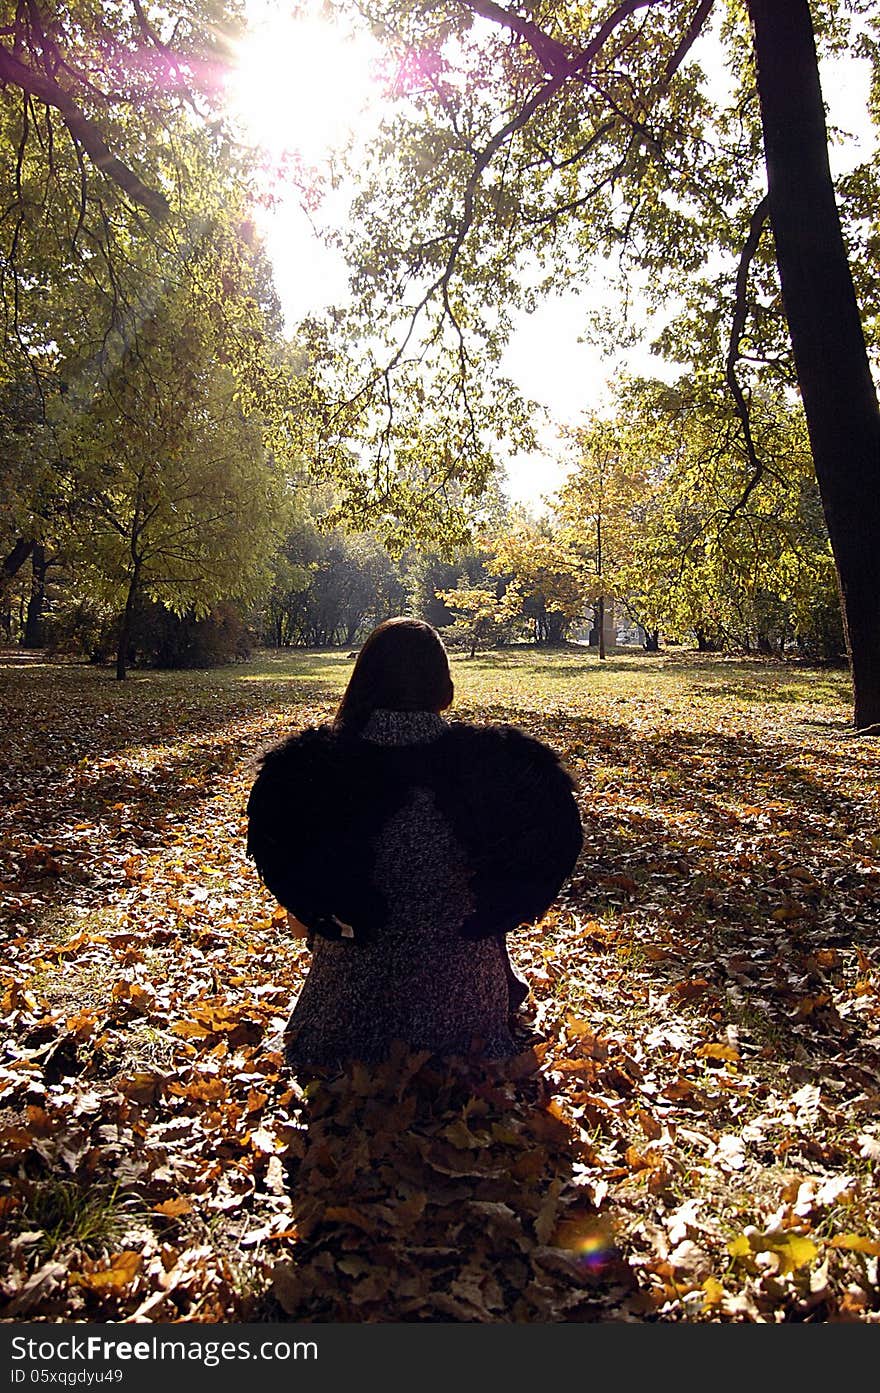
2, 647, 879, 1323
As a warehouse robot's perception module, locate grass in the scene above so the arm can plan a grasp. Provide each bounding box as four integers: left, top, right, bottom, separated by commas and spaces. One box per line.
19, 1180, 134, 1257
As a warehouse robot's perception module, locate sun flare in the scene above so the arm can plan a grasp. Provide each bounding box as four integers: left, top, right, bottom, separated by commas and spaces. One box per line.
227, 8, 380, 166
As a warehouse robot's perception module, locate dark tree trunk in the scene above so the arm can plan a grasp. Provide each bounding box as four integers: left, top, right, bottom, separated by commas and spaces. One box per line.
749, 0, 880, 728
643, 628, 660, 652
546, 612, 567, 645
22, 543, 48, 648
116, 565, 141, 681
597, 594, 606, 660
2, 537, 34, 586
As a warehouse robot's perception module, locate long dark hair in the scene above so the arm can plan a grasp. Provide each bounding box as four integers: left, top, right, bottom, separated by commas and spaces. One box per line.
334, 617, 454, 734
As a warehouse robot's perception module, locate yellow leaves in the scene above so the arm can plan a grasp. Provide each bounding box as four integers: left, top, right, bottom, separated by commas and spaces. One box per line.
1, 982, 39, 1014
773, 1234, 819, 1273
701, 1275, 725, 1309
111, 980, 155, 1014
70, 1251, 142, 1293
169, 999, 265, 1048
727, 1229, 818, 1274
624, 1144, 666, 1177
697, 1042, 740, 1063
565, 1018, 609, 1061
167, 1075, 226, 1102
4, 655, 880, 1325
828, 1234, 880, 1256
64, 1008, 102, 1041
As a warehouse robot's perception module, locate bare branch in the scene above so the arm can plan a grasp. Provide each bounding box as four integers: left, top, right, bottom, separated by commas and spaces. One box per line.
456, 0, 573, 74
661, 0, 714, 86
725, 194, 774, 511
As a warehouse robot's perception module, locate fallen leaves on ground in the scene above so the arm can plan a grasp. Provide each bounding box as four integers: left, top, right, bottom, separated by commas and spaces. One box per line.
1, 650, 879, 1323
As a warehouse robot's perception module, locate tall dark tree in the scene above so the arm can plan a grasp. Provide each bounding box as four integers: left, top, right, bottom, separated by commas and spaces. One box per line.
747, 0, 880, 728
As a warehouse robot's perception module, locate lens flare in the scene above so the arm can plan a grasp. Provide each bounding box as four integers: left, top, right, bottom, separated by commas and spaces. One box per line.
553, 1213, 615, 1270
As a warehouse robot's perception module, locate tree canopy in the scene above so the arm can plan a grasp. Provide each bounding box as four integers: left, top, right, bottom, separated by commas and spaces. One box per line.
301, 0, 880, 720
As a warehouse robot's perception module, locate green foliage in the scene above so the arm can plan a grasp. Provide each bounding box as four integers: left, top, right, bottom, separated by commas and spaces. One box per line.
403, 544, 490, 627
490, 519, 585, 644
55, 275, 287, 629
292, 0, 876, 690
556, 376, 845, 659
435, 578, 519, 653
0, 0, 304, 659
257, 492, 408, 647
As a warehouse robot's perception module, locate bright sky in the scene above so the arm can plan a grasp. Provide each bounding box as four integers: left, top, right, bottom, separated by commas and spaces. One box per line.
227, 4, 877, 514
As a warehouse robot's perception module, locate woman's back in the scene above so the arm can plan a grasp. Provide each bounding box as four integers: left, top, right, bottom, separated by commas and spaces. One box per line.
246, 618, 582, 1070
285, 710, 514, 1064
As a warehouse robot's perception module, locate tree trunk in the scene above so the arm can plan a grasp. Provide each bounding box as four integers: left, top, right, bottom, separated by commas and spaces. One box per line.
597, 594, 606, 660
116, 565, 141, 681
2, 537, 34, 588
22, 543, 48, 648
643, 628, 660, 652
749, 0, 880, 728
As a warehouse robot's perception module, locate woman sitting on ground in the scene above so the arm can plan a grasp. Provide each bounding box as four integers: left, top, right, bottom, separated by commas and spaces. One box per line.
246, 617, 582, 1068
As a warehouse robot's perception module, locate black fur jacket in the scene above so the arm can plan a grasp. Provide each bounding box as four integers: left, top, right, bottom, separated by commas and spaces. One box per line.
246, 719, 583, 943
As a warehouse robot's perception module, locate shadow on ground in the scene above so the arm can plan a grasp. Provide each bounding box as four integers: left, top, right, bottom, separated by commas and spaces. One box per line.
266, 1043, 637, 1322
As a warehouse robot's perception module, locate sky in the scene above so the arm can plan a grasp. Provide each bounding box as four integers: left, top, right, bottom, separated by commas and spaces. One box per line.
228, 4, 877, 514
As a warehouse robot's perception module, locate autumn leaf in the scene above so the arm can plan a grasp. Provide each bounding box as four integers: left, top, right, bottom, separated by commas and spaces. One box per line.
153, 1198, 193, 1218
3, 650, 880, 1325
70, 1252, 142, 1292
828, 1234, 880, 1256
697, 1043, 739, 1063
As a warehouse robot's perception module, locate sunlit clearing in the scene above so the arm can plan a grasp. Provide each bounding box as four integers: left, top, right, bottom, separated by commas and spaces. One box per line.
227, 10, 380, 166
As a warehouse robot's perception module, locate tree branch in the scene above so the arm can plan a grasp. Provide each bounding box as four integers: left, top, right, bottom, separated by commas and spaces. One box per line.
725, 193, 772, 511
0, 43, 169, 218
661, 0, 714, 86
456, 0, 573, 74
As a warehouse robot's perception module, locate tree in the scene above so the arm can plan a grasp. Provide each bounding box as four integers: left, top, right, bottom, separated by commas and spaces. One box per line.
315, 0, 880, 724
746, 1, 880, 724
0, 0, 240, 221
58, 283, 287, 678
554, 375, 845, 658
436, 579, 519, 654
556, 415, 654, 657
491, 519, 585, 645
0, 1, 302, 620
260, 493, 408, 647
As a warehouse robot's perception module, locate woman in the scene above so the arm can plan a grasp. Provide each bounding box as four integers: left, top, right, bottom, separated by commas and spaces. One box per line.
246, 617, 582, 1068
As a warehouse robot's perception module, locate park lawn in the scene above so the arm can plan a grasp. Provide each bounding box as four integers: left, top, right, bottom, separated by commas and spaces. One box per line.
1, 645, 879, 1323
